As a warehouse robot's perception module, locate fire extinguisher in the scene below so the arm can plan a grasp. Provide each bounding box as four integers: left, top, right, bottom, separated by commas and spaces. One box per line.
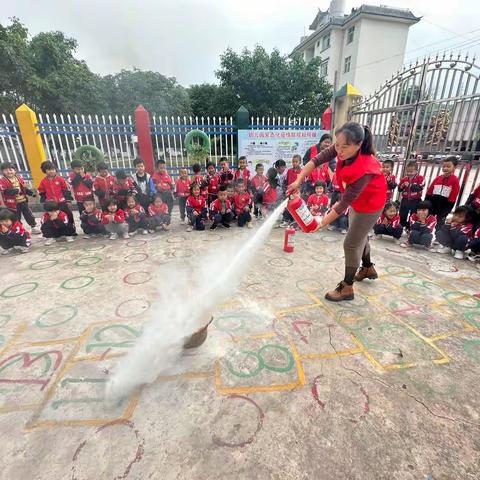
287, 195, 319, 233
284, 226, 296, 253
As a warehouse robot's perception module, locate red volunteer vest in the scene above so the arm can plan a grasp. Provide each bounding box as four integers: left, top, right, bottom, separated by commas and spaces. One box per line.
335, 153, 386, 213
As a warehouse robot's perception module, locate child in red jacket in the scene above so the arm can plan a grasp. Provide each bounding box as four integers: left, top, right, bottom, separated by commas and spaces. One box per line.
69, 160, 94, 215
466, 183, 480, 230
425, 156, 460, 231
0, 208, 31, 254
93, 161, 115, 210
41, 201, 76, 245
204, 161, 220, 206
191, 163, 207, 197
209, 186, 233, 230
435, 205, 473, 259
262, 168, 279, 217
402, 201, 437, 249
467, 226, 480, 262
280, 154, 303, 227
112, 170, 136, 210
38, 161, 75, 226
307, 181, 329, 217
381, 159, 397, 203
234, 179, 253, 228
0, 162, 40, 234
148, 194, 171, 232
124, 194, 149, 235
398, 160, 425, 229
186, 184, 207, 232
250, 163, 266, 218
373, 202, 403, 241
234, 156, 251, 189
152, 159, 174, 215
79, 197, 106, 238
101, 199, 129, 240
175, 168, 190, 224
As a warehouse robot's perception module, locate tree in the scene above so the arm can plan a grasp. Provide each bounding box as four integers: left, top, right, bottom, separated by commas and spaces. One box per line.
103, 69, 191, 116
212, 46, 332, 117
188, 83, 237, 117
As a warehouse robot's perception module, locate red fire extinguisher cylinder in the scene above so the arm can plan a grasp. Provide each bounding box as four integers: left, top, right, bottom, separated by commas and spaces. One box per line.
283, 226, 295, 253
287, 195, 319, 233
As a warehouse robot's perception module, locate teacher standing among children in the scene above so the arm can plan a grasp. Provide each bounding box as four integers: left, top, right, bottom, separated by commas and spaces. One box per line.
287, 122, 387, 302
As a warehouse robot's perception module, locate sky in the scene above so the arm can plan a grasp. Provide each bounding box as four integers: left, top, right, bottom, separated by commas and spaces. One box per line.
1, 0, 479, 86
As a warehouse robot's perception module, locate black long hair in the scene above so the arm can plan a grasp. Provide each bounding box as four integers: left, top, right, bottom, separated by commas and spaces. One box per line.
335, 122, 375, 155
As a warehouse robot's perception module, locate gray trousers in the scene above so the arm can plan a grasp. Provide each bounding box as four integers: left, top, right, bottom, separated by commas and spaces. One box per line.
343, 208, 382, 268
105, 222, 129, 235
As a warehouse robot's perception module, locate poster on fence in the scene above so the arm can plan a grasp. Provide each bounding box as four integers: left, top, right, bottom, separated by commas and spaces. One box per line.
238, 129, 328, 173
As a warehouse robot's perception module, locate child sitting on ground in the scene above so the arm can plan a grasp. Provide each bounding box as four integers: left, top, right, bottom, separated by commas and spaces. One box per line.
307, 181, 329, 217
425, 156, 460, 231
250, 163, 266, 219
148, 194, 171, 232
382, 159, 397, 202
262, 167, 279, 217
41, 201, 76, 245
101, 199, 129, 240
234, 179, 253, 228
403, 201, 437, 249
204, 161, 220, 206
398, 160, 425, 229
373, 202, 403, 242
467, 226, 480, 262
93, 162, 115, 210
175, 168, 190, 224
152, 159, 173, 215
0, 162, 40, 234
307, 162, 331, 196
234, 156, 250, 188
466, 182, 480, 231
219, 157, 234, 188
0, 208, 31, 254
435, 206, 473, 259
124, 194, 149, 235
209, 186, 233, 230
112, 170, 136, 210
38, 161, 75, 226
186, 184, 207, 232
327, 207, 349, 234
69, 160, 94, 215
79, 197, 106, 238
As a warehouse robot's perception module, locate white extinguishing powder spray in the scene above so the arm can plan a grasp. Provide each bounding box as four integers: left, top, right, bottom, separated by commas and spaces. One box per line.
106, 199, 288, 400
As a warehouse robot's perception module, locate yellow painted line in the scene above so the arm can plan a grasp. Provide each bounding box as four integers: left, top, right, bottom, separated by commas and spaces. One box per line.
349, 334, 385, 372
157, 371, 214, 382
22, 337, 80, 347
275, 303, 321, 316
71, 352, 126, 363
231, 332, 277, 342
383, 362, 417, 371
0, 403, 40, 414
25, 418, 123, 430
290, 341, 306, 387
0, 323, 28, 358
216, 382, 302, 395
300, 347, 363, 361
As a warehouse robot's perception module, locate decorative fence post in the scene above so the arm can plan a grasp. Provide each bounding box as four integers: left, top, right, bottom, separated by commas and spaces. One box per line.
15, 104, 46, 188
134, 105, 155, 174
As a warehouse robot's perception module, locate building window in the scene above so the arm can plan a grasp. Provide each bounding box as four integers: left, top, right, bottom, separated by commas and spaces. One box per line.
344, 56, 351, 73
320, 59, 329, 78
347, 26, 355, 44
321, 33, 330, 51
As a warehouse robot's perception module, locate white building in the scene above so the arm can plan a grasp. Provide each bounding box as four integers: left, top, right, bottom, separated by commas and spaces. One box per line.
291, 1, 420, 97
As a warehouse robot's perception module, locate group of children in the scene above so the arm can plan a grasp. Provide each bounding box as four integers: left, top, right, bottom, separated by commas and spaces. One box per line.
372, 156, 480, 261
1, 153, 479, 263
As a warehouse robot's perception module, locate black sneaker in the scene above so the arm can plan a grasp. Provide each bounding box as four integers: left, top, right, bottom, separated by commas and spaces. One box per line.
210, 223, 218, 230
222, 222, 231, 228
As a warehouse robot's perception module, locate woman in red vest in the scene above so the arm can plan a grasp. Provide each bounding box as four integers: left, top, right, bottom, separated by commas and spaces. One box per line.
288, 122, 387, 302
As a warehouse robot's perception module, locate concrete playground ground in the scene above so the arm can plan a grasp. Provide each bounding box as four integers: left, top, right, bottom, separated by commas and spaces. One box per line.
1, 213, 480, 480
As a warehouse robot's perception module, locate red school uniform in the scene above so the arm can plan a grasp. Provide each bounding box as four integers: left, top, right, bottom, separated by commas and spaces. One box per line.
448, 221, 473, 237
175, 177, 191, 198
0, 174, 31, 210
219, 168, 234, 188
80, 208, 103, 226
251, 174, 266, 193
286, 167, 302, 186
93, 174, 115, 201
376, 213, 401, 228
234, 192, 252, 215
384, 173, 397, 202
186, 194, 206, 214
112, 178, 136, 203
152, 171, 173, 192
262, 182, 278, 206
68, 172, 94, 202
38, 175, 70, 203
309, 164, 330, 184
41, 210, 69, 226
193, 174, 207, 196
148, 203, 168, 216
124, 204, 146, 222
210, 198, 232, 214
409, 213, 437, 233
426, 174, 460, 202
234, 168, 251, 187
307, 193, 329, 215
398, 174, 425, 200
101, 209, 125, 224
469, 184, 480, 210
204, 173, 220, 200
0, 220, 31, 246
